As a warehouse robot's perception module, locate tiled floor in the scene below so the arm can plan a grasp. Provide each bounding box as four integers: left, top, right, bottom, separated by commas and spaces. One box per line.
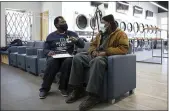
1, 59, 168, 110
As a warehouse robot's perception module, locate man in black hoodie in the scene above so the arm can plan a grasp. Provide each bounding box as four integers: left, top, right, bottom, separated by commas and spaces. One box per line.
39, 16, 85, 99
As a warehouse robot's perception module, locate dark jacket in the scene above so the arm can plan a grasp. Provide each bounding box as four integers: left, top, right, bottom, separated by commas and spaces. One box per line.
44, 30, 85, 56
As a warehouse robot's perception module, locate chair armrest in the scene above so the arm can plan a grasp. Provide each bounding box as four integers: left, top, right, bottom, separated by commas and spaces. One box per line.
37, 49, 46, 58
26, 47, 37, 56
107, 54, 136, 99
17, 46, 27, 54
8, 46, 18, 53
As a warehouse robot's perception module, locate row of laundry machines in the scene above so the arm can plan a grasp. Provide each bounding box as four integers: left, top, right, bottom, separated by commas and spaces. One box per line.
73, 12, 158, 42
129, 38, 168, 53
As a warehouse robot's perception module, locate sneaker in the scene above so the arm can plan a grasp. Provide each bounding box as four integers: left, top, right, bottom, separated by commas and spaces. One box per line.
39, 91, 48, 99
79, 96, 101, 111
59, 89, 68, 97
65, 89, 85, 103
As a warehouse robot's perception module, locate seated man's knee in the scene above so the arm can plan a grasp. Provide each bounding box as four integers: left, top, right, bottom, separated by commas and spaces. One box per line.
73, 54, 82, 63
47, 58, 56, 65
65, 57, 73, 62
90, 56, 106, 65
63, 58, 73, 64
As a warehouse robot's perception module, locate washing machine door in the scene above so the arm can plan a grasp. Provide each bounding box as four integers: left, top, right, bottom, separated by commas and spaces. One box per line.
127, 22, 132, 32
120, 21, 126, 31
133, 22, 139, 33
115, 21, 119, 28
145, 24, 149, 33
139, 23, 144, 33
76, 14, 88, 30
90, 17, 97, 30
149, 25, 153, 34
154, 26, 157, 34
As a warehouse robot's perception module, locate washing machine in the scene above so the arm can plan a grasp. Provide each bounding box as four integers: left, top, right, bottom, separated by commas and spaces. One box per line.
126, 22, 133, 38
73, 11, 91, 41
74, 11, 89, 32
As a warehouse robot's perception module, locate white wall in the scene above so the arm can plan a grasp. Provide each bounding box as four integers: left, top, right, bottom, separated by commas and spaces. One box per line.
41, 2, 62, 33
62, 2, 158, 32
157, 12, 168, 28
1, 2, 41, 46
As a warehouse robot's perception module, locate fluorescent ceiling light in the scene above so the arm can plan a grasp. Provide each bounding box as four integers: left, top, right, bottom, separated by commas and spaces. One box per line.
118, 2, 129, 6
150, 2, 168, 11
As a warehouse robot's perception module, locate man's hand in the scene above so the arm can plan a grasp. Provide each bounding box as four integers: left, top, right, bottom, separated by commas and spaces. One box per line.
48, 51, 56, 56
68, 37, 78, 42
98, 51, 106, 56
91, 51, 99, 57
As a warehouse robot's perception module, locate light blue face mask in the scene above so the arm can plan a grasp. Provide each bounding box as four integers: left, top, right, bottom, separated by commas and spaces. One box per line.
99, 23, 107, 33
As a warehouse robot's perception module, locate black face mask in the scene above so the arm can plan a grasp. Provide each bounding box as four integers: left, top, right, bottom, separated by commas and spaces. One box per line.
59, 24, 68, 31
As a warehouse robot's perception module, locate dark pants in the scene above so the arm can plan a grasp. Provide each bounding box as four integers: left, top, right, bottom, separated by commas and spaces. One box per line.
59, 57, 73, 91
39, 57, 73, 92
69, 54, 107, 95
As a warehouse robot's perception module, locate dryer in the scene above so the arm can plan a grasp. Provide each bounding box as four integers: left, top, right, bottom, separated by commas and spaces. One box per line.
73, 11, 91, 42
74, 11, 89, 32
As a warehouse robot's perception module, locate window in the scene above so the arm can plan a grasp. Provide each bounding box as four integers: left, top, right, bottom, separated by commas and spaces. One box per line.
5, 9, 32, 44
160, 17, 168, 39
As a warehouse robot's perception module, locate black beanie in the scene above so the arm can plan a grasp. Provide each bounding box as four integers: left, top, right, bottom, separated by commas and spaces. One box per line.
102, 14, 115, 23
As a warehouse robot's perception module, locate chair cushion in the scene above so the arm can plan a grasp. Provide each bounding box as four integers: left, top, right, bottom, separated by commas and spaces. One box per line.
38, 58, 47, 75
26, 55, 38, 74
0, 51, 9, 55
26, 55, 38, 59
26, 41, 35, 47
34, 41, 44, 48
17, 54, 26, 70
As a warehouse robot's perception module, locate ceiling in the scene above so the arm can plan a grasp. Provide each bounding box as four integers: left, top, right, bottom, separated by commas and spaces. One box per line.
157, 1, 168, 13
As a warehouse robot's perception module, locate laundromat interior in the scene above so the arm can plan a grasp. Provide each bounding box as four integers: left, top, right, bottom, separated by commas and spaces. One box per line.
0, 1, 168, 110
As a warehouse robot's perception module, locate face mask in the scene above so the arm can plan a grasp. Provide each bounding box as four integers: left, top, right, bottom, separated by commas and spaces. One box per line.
100, 23, 108, 34
59, 24, 68, 31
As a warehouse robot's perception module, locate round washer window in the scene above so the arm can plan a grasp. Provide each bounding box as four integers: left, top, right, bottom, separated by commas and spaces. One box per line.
150, 25, 153, 34
115, 21, 119, 27
127, 23, 132, 32
145, 24, 149, 33
133, 22, 139, 33
90, 17, 96, 30
76, 14, 88, 30
139, 23, 144, 33
120, 21, 126, 31
154, 26, 157, 34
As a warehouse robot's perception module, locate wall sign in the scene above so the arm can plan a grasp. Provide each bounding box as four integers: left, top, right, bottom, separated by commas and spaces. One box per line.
116, 2, 129, 14
146, 10, 153, 19
133, 6, 143, 18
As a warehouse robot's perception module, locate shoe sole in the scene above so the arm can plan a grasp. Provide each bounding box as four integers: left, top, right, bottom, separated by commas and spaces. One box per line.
66, 94, 86, 104
59, 90, 68, 97
61, 94, 68, 97
79, 101, 101, 111
39, 96, 46, 99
